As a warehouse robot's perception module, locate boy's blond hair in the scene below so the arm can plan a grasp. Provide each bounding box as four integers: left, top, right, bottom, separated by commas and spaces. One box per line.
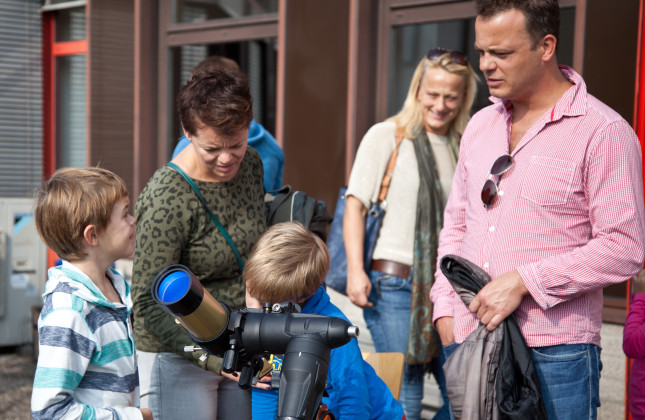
243, 222, 330, 304
34, 167, 128, 261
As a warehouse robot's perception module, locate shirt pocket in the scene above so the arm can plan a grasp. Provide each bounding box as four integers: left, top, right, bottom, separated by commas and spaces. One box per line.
521, 156, 576, 206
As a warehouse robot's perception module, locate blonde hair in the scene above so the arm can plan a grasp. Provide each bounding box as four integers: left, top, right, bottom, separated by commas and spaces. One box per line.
34, 167, 128, 261
243, 222, 330, 304
387, 52, 479, 149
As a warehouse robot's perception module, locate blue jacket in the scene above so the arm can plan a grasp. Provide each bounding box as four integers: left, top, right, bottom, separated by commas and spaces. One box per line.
172, 119, 284, 192
252, 286, 404, 420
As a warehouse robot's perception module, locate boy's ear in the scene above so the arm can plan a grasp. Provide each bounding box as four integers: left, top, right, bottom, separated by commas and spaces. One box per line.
83, 225, 99, 246
245, 290, 263, 309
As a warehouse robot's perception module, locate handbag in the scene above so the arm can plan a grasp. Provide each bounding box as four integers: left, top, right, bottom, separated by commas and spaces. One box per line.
166, 162, 244, 271
325, 128, 404, 295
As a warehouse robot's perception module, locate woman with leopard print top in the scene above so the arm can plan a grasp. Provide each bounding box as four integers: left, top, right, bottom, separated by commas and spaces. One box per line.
132, 69, 266, 420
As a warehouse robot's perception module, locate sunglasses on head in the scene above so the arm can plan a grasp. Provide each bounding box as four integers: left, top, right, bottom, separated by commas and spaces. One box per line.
481, 154, 514, 208
426, 48, 468, 66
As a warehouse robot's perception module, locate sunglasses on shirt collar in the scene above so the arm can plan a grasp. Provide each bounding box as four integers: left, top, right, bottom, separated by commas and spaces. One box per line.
481, 154, 514, 208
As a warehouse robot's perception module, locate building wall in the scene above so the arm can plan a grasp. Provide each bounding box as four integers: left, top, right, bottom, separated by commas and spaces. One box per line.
0, 0, 42, 197
583, 0, 639, 125
88, 0, 135, 202
281, 0, 350, 209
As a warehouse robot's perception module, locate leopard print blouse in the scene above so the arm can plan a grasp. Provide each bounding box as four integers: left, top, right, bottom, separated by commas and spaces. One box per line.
132, 147, 265, 357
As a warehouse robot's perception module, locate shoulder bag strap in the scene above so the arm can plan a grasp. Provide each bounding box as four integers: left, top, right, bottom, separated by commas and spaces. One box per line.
266, 185, 293, 220
377, 126, 405, 202
166, 162, 244, 271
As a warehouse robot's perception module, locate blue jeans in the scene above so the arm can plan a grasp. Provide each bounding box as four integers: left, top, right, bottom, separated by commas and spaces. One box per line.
531, 343, 602, 420
443, 341, 601, 420
442, 341, 459, 360
363, 269, 452, 420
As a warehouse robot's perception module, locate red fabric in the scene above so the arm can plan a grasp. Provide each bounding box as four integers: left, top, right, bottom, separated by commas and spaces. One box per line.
431, 66, 645, 348
625, 293, 645, 418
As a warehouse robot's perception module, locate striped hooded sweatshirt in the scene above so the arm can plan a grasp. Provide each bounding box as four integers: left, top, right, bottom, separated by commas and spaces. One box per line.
31, 261, 142, 419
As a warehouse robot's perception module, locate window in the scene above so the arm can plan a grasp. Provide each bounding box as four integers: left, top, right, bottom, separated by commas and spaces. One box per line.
43, 5, 87, 174
172, 0, 278, 23
55, 53, 86, 168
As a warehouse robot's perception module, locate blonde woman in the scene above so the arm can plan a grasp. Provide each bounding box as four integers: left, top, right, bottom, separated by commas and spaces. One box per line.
344, 48, 478, 420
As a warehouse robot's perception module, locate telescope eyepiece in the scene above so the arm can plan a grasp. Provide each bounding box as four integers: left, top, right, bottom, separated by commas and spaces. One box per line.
347, 325, 359, 338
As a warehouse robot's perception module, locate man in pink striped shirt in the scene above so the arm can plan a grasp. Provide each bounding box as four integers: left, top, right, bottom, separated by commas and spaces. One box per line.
430, 0, 645, 418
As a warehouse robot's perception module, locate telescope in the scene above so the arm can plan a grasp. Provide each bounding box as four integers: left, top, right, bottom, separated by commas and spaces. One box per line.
151, 264, 359, 420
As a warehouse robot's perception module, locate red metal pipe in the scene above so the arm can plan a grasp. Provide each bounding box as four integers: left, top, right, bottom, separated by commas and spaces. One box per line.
628, 1, 645, 418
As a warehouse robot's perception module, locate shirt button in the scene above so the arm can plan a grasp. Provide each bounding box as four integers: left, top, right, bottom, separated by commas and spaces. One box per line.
489, 225, 495, 232
483, 262, 489, 269
498, 190, 504, 196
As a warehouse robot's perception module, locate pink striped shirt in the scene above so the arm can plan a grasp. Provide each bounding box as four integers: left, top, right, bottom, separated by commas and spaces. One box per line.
430, 66, 645, 348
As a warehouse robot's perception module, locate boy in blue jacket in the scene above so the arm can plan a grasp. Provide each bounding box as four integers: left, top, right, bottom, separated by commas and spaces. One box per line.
244, 222, 405, 420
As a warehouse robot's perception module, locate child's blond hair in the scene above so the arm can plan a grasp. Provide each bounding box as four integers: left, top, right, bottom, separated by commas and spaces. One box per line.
34, 167, 128, 261
243, 222, 330, 304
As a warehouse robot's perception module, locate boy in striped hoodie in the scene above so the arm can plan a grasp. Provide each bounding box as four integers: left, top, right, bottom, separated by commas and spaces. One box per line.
31, 167, 152, 420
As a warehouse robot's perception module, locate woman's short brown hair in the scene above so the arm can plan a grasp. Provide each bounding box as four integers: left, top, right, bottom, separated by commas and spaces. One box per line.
34, 167, 128, 261
243, 222, 330, 304
177, 70, 253, 138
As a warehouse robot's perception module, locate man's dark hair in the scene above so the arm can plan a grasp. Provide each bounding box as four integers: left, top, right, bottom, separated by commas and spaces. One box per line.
476, 0, 560, 49
177, 69, 253, 137
190, 56, 242, 80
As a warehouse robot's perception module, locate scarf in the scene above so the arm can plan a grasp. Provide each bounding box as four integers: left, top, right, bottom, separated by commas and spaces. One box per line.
407, 131, 451, 365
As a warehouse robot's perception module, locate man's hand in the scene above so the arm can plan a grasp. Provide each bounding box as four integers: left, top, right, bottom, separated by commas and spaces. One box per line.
346, 269, 373, 308
468, 269, 528, 331
140, 408, 153, 420
435, 316, 455, 345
